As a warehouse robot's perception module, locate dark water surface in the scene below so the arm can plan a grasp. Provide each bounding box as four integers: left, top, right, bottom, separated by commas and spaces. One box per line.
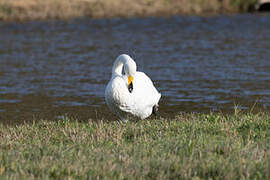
1, 14, 270, 124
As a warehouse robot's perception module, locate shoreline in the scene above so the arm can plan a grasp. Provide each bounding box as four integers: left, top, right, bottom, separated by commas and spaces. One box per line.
0, 0, 257, 22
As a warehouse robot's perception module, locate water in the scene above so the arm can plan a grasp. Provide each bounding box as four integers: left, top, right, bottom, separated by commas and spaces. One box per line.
1, 14, 270, 124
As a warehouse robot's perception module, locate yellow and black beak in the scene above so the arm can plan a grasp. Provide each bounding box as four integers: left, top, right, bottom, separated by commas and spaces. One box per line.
128, 75, 134, 93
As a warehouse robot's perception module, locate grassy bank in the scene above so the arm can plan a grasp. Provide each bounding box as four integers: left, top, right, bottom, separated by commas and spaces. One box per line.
0, 0, 257, 21
0, 112, 270, 179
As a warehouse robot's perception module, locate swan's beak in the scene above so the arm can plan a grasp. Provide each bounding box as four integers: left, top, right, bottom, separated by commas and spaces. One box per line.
128, 75, 134, 93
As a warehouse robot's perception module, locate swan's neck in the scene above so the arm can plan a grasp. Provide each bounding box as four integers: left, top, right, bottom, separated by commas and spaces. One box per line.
112, 58, 124, 76
112, 54, 136, 77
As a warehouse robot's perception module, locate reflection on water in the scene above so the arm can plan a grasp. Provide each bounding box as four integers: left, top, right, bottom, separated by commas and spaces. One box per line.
1, 14, 270, 124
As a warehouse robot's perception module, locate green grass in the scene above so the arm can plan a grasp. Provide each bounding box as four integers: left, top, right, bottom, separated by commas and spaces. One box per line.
231, 0, 258, 12
0, 4, 12, 20
1, 112, 270, 179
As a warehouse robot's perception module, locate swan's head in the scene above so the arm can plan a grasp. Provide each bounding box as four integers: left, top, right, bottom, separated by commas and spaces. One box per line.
114, 54, 137, 93
123, 55, 136, 93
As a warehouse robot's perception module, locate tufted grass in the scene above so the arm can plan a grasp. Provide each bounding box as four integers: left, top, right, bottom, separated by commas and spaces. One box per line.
0, 111, 270, 179
0, 0, 258, 21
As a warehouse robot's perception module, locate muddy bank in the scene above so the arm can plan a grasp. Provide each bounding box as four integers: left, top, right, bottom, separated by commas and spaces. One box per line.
0, 0, 257, 21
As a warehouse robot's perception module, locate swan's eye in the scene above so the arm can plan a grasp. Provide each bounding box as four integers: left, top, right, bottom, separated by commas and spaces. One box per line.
128, 75, 134, 93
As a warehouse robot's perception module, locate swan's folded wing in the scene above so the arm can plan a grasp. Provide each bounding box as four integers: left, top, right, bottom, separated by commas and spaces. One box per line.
134, 72, 161, 107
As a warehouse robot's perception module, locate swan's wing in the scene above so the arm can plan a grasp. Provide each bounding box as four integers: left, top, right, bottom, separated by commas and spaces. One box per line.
133, 71, 161, 107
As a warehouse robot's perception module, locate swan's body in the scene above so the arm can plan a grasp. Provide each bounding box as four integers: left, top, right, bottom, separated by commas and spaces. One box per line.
105, 54, 161, 122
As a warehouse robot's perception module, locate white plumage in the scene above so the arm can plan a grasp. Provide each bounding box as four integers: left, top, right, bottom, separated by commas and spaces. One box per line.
105, 54, 161, 122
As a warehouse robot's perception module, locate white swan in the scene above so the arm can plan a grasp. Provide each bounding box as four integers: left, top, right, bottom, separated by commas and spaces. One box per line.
105, 54, 161, 122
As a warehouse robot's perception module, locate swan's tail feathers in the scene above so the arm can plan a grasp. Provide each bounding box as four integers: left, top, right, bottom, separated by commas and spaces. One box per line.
152, 105, 159, 116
